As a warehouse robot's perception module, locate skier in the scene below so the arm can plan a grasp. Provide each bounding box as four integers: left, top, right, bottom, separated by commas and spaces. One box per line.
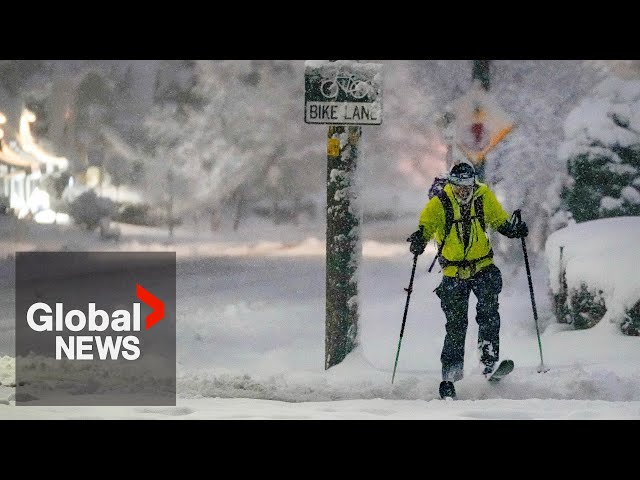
407, 162, 528, 399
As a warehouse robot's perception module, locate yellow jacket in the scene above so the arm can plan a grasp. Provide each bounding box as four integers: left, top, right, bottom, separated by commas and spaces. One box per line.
419, 182, 510, 279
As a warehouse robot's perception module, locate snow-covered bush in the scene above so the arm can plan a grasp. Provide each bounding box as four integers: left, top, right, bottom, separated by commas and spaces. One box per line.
68, 190, 116, 231
622, 300, 640, 336
552, 273, 606, 329
566, 283, 607, 330
116, 203, 163, 227
545, 217, 640, 335
554, 77, 640, 225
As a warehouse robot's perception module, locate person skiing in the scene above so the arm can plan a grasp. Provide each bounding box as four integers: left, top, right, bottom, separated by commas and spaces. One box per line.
407, 162, 528, 399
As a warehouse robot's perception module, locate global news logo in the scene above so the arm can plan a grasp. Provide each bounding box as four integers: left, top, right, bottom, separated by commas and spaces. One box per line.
25, 284, 164, 361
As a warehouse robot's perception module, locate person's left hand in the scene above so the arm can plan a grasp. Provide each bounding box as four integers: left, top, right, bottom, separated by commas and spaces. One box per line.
498, 219, 528, 239
513, 220, 528, 238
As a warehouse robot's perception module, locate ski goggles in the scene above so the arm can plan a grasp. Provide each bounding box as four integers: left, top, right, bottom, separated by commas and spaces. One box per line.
448, 175, 475, 187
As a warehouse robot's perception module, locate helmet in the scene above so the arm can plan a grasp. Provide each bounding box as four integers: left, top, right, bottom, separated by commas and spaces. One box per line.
448, 162, 476, 186
448, 162, 476, 204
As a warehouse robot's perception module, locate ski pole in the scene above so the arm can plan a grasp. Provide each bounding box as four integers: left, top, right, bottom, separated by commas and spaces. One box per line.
392, 227, 422, 384
514, 210, 549, 373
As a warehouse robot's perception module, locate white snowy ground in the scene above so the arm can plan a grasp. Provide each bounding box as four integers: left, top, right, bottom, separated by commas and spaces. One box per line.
0, 215, 639, 419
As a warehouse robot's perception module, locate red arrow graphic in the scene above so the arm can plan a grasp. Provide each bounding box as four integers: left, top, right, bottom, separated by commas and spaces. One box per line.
136, 284, 164, 330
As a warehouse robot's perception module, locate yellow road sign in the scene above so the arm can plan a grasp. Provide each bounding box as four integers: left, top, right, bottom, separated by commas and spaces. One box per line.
452, 86, 514, 165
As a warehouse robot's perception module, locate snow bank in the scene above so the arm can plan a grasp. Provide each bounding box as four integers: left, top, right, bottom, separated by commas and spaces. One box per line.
545, 216, 640, 325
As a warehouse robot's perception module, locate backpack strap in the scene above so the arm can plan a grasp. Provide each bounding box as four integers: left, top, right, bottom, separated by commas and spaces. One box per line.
428, 191, 454, 273
475, 195, 486, 232
437, 190, 454, 240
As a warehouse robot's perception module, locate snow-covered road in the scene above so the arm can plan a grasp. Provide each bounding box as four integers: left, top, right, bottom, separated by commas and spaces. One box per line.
0, 230, 638, 419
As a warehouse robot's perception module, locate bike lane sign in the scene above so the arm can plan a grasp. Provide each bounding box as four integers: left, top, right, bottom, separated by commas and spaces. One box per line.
304, 61, 383, 125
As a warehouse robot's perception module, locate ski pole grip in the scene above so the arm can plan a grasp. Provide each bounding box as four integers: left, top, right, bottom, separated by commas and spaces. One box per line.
514, 209, 522, 223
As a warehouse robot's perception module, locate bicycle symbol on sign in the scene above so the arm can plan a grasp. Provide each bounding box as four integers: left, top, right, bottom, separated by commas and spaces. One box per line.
320, 73, 374, 100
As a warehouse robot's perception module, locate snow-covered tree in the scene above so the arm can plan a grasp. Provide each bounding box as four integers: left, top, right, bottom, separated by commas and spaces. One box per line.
74, 71, 114, 147
545, 70, 640, 336
143, 60, 321, 228
478, 61, 604, 257
357, 61, 449, 220
551, 76, 640, 227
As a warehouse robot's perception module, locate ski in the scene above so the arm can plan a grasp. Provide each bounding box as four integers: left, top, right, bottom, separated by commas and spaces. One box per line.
487, 359, 514, 382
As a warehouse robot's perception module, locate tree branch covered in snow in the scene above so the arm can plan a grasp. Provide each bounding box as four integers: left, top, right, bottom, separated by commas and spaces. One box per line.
143, 60, 321, 224
552, 75, 640, 228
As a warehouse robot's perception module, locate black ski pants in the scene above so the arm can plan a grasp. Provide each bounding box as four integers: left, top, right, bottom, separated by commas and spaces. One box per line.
434, 264, 503, 382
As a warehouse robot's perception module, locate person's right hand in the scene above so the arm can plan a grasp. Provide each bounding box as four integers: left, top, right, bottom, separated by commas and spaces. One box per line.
407, 227, 426, 255
513, 220, 528, 238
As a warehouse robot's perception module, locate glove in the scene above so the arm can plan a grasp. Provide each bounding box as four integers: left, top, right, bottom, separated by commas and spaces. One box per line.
498, 219, 528, 239
513, 221, 528, 238
407, 228, 426, 255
